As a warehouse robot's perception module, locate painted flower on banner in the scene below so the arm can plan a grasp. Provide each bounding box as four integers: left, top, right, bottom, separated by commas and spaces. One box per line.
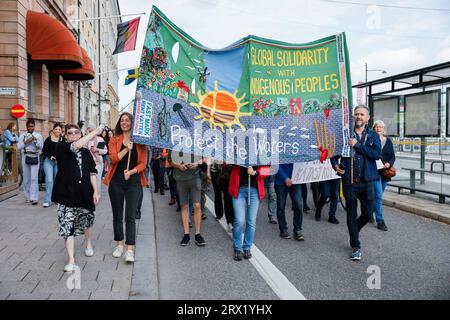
303, 93, 341, 116
253, 98, 272, 113
151, 47, 168, 69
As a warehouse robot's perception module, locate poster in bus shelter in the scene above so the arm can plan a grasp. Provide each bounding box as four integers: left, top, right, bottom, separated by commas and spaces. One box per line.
447, 88, 450, 137
404, 90, 441, 137
131, 6, 353, 166
372, 97, 400, 137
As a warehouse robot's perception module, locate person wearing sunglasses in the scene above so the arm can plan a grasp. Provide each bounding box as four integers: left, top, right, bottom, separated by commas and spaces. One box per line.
52, 124, 103, 273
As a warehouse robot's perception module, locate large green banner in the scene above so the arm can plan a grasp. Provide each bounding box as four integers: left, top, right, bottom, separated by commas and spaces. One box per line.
132, 6, 352, 165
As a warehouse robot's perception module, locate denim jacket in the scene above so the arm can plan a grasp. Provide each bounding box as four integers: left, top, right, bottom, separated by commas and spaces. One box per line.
331, 128, 381, 183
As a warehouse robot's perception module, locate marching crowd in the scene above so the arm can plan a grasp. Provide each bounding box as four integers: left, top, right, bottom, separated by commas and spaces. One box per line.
9, 104, 395, 271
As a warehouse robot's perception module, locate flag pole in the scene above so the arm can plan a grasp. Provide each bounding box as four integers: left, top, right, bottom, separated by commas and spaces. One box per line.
72, 12, 146, 23
248, 174, 251, 208
127, 148, 132, 172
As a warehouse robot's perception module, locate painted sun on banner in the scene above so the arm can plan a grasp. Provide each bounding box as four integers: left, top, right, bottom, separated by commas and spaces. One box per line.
131, 6, 353, 166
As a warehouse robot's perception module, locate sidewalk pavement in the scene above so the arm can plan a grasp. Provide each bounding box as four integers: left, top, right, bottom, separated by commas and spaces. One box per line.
396, 152, 450, 164
0, 186, 157, 300
383, 189, 450, 225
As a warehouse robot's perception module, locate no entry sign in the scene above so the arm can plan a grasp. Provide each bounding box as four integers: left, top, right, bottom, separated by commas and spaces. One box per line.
10, 104, 25, 118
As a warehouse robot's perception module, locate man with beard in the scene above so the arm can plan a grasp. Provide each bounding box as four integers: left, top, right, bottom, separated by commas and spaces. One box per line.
331, 105, 381, 261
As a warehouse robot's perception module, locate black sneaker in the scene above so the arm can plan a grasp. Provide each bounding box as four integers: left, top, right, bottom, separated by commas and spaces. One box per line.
314, 209, 321, 221
154, 189, 159, 194
303, 205, 311, 213
377, 221, 388, 231
243, 250, 252, 259
180, 234, 190, 246
294, 233, 305, 241
195, 234, 206, 247
269, 216, 278, 224
234, 250, 243, 261
202, 213, 207, 220
136, 210, 141, 220
160, 191, 165, 196
31, 201, 38, 206
280, 230, 291, 239
328, 216, 339, 224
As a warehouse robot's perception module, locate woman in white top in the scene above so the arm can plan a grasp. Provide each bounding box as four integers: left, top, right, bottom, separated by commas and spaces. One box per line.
85, 125, 108, 193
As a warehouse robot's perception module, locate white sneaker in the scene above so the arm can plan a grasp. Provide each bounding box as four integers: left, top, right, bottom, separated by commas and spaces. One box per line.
43, 202, 50, 208
112, 245, 124, 258
85, 247, 94, 257
63, 263, 79, 273
227, 223, 233, 233
124, 250, 135, 263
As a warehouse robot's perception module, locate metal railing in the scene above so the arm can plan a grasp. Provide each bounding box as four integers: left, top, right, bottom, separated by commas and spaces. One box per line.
0, 146, 20, 185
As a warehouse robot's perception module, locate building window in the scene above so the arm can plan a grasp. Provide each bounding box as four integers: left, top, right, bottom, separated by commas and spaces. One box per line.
27, 56, 35, 112
49, 73, 58, 116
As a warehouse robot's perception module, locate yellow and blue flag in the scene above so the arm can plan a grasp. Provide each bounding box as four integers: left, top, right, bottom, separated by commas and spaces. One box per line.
124, 68, 139, 85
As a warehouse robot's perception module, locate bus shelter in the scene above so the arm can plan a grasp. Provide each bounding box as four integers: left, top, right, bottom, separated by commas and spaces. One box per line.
353, 62, 450, 203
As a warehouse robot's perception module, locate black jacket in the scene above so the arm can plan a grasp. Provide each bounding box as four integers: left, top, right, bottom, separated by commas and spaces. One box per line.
331, 128, 382, 183
52, 142, 97, 211
42, 136, 62, 160
379, 137, 396, 182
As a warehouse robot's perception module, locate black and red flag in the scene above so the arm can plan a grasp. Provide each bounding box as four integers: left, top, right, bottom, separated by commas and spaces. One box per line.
112, 17, 140, 55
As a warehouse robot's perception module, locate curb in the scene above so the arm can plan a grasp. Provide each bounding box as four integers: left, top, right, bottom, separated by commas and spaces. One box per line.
129, 188, 159, 300
383, 193, 450, 225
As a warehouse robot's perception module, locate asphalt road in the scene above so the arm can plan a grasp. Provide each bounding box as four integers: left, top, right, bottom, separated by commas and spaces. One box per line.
151, 187, 450, 300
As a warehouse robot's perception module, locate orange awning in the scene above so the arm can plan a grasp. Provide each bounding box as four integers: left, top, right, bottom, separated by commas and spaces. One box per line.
26, 11, 83, 69
53, 48, 95, 81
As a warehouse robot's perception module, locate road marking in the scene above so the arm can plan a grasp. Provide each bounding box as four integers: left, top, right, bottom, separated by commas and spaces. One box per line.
205, 196, 306, 300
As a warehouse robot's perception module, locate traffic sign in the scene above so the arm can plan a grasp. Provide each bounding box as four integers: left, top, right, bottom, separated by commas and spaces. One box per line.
10, 104, 26, 118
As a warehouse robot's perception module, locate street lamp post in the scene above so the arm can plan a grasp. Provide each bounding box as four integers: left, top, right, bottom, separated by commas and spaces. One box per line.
365, 62, 387, 106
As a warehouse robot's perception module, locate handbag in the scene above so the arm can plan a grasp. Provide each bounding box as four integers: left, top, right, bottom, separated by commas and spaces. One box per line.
382, 166, 396, 178
25, 156, 39, 165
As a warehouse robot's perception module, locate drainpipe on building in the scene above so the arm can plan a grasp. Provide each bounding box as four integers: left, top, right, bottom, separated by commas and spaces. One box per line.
97, 0, 102, 126
77, 3, 81, 124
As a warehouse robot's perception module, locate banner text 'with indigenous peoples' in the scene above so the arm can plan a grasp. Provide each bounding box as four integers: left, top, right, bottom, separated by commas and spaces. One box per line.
132, 6, 352, 166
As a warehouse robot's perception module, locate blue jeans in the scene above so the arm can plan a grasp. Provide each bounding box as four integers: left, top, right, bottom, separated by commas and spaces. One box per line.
44, 157, 58, 203
373, 177, 388, 224
316, 179, 340, 217
264, 175, 277, 219
275, 184, 303, 233
343, 182, 374, 249
232, 187, 260, 251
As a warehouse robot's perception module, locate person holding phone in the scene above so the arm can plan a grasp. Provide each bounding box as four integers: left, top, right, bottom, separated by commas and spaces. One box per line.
17, 119, 43, 205
52, 124, 102, 272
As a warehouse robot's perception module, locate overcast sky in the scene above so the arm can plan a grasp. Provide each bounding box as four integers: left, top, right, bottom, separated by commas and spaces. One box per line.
117, 0, 450, 109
